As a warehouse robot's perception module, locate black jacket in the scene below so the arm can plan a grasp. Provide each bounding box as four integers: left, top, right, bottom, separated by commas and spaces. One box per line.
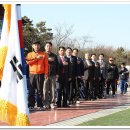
106, 63, 119, 80
46, 52, 59, 76
57, 56, 71, 83
94, 61, 101, 79
76, 57, 84, 77
119, 67, 129, 80
67, 55, 77, 78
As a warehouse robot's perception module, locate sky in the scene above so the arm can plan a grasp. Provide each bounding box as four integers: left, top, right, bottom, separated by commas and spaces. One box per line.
21, 3, 130, 49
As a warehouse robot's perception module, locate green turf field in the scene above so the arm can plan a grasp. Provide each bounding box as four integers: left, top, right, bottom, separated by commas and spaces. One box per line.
79, 108, 130, 126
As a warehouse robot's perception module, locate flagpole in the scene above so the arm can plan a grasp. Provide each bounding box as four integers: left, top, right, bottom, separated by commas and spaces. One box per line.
17, 4, 26, 75
16, 4, 30, 125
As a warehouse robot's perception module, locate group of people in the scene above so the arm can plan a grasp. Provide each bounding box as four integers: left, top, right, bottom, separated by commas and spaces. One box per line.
25, 41, 129, 111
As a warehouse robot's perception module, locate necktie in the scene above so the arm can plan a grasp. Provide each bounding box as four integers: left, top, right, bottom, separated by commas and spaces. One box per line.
61, 56, 64, 63
61, 56, 64, 73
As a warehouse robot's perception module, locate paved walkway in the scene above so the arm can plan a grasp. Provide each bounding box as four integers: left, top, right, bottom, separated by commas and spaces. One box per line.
0, 87, 130, 126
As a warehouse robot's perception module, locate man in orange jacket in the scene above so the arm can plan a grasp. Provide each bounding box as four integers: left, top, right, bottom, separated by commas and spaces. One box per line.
26, 41, 48, 110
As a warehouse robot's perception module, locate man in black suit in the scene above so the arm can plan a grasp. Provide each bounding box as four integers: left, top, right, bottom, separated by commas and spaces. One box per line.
91, 53, 101, 99
97, 53, 107, 98
72, 48, 84, 103
57, 46, 71, 107
66, 47, 77, 105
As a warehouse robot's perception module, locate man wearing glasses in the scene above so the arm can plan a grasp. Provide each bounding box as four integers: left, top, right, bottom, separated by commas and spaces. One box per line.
106, 57, 119, 97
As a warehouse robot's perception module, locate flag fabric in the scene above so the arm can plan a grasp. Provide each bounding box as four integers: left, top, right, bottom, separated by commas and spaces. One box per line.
0, 4, 30, 126
0, 4, 11, 80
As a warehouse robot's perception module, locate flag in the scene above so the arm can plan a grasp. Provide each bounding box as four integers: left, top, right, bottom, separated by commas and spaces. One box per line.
0, 4, 11, 80
0, 4, 30, 126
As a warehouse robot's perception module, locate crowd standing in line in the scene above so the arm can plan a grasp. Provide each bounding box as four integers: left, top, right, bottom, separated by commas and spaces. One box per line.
25, 41, 129, 111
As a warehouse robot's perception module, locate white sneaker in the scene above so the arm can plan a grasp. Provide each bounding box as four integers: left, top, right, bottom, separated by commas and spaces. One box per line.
76, 101, 80, 104
106, 94, 109, 97
50, 104, 55, 109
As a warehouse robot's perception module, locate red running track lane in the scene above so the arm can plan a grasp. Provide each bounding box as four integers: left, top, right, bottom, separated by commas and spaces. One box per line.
0, 89, 130, 126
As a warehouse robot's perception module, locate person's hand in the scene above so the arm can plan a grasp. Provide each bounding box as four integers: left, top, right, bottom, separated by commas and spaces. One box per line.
36, 55, 43, 60
56, 75, 59, 81
69, 78, 72, 81
77, 61, 80, 64
48, 57, 55, 62
44, 74, 48, 79
63, 61, 68, 65
81, 76, 85, 80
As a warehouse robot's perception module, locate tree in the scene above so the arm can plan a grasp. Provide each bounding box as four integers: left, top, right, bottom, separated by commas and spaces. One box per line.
80, 35, 93, 50
114, 47, 127, 66
22, 16, 53, 55
52, 24, 74, 52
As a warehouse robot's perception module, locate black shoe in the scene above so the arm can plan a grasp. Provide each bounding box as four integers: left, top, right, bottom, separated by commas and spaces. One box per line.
57, 104, 61, 108
62, 104, 70, 107
44, 105, 51, 109
37, 107, 44, 111
29, 107, 35, 111
112, 94, 115, 97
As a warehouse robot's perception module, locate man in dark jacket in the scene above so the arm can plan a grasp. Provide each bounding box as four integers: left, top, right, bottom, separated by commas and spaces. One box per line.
66, 47, 77, 105
91, 53, 101, 99
43, 42, 59, 109
57, 46, 71, 107
97, 53, 107, 98
119, 63, 129, 94
106, 57, 119, 97
72, 48, 84, 103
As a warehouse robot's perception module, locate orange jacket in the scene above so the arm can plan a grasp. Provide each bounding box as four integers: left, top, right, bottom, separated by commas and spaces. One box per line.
26, 51, 48, 75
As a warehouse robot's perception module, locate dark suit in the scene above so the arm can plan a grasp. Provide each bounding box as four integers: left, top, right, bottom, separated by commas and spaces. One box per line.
57, 56, 71, 107
93, 61, 101, 99
76, 57, 84, 100
106, 63, 119, 95
67, 55, 77, 103
97, 60, 107, 98
84, 60, 95, 100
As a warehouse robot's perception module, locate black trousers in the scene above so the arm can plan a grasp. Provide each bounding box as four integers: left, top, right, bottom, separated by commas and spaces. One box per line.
57, 75, 68, 107
85, 78, 94, 100
106, 79, 116, 95
94, 78, 100, 98
76, 78, 84, 100
28, 74, 44, 107
68, 78, 76, 102
99, 77, 105, 98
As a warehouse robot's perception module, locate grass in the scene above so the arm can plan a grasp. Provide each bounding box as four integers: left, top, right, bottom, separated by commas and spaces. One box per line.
79, 108, 130, 126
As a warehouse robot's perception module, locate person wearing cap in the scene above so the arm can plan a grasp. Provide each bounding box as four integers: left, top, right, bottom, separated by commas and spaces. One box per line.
26, 41, 48, 111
